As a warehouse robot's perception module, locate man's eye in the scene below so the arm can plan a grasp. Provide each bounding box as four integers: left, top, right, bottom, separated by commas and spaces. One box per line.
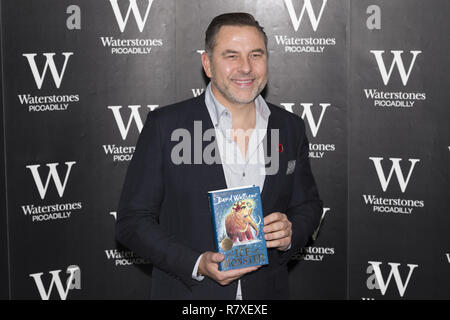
226, 55, 237, 59
251, 53, 262, 58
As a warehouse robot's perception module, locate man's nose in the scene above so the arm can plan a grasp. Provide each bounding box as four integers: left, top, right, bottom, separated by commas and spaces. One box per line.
238, 56, 252, 74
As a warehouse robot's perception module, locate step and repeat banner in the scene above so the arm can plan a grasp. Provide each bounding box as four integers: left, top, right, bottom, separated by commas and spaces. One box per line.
348, 0, 450, 300
0, 0, 448, 300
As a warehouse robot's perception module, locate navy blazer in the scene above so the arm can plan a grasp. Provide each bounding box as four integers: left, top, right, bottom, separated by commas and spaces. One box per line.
116, 94, 323, 299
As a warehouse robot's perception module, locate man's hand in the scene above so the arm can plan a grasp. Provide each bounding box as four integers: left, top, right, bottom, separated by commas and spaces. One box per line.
263, 212, 292, 251
197, 251, 260, 286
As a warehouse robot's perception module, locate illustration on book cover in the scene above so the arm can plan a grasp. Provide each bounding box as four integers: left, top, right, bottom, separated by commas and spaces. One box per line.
208, 185, 269, 271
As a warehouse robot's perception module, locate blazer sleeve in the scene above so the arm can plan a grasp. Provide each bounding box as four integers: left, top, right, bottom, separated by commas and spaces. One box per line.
281, 117, 323, 264
115, 110, 200, 288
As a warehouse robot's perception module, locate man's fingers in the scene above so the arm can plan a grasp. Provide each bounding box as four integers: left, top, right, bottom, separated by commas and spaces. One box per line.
216, 266, 260, 285
263, 220, 289, 233
223, 265, 260, 278
262, 212, 292, 251
201, 252, 262, 286
265, 229, 291, 241
263, 212, 284, 226
266, 238, 290, 249
210, 253, 225, 263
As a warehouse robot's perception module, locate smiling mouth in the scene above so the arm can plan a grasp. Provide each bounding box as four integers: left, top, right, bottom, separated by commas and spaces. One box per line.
231, 79, 255, 87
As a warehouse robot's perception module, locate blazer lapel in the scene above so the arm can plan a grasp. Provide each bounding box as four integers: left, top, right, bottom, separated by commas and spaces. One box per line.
194, 95, 228, 191
261, 109, 283, 213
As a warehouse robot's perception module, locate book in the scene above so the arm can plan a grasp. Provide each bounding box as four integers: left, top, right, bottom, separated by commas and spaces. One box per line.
208, 185, 269, 271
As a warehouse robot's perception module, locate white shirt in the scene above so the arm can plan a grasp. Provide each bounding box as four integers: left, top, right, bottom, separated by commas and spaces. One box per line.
191, 83, 270, 300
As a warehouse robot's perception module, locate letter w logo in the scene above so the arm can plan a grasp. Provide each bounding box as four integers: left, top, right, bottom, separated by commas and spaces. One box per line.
367, 261, 418, 298
284, 0, 327, 32
280, 103, 330, 138
110, 0, 154, 32
26, 162, 76, 200
29, 265, 81, 300
22, 52, 73, 89
108, 105, 158, 140
370, 50, 421, 86
369, 157, 419, 193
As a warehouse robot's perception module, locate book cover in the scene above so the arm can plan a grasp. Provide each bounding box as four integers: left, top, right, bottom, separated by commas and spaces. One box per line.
208, 185, 269, 271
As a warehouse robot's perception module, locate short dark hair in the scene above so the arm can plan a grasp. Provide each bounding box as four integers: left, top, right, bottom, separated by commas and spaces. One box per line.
205, 12, 268, 55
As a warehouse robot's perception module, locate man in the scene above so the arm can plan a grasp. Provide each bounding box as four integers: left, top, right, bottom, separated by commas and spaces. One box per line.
116, 12, 322, 300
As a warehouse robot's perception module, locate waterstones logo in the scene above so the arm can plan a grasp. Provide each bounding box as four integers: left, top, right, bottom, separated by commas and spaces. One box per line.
363, 157, 424, 215
364, 50, 426, 109
312, 207, 331, 241
110, 211, 117, 220
291, 208, 334, 262
20, 52, 80, 112
105, 249, 151, 266
280, 103, 335, 159
191, 88, 205, 97
21, 202, 82, 223
103, 105, 158, 162
26, 162, 76, 199
22, 162, 82, 222
29, 265, 81, 300
105, 212, 150, 266
366, 261, 418, 298
190, 51, 206, 97
23, 52, 72, 89
276, 0, 336, 54
291, 246, 335, 262
100, 0, 163, 55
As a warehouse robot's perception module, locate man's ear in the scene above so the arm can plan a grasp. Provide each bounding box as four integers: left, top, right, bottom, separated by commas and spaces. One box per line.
201, 52, 212, 78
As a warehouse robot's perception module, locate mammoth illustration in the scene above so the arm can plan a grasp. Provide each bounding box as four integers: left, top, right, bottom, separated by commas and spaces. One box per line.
225, 199, 261, 244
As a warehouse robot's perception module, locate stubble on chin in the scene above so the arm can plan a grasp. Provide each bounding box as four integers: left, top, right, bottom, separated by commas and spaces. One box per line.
211, 77, 266, 105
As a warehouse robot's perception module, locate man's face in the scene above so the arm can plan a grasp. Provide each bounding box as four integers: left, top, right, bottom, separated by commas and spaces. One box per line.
202, 25, 268, 107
